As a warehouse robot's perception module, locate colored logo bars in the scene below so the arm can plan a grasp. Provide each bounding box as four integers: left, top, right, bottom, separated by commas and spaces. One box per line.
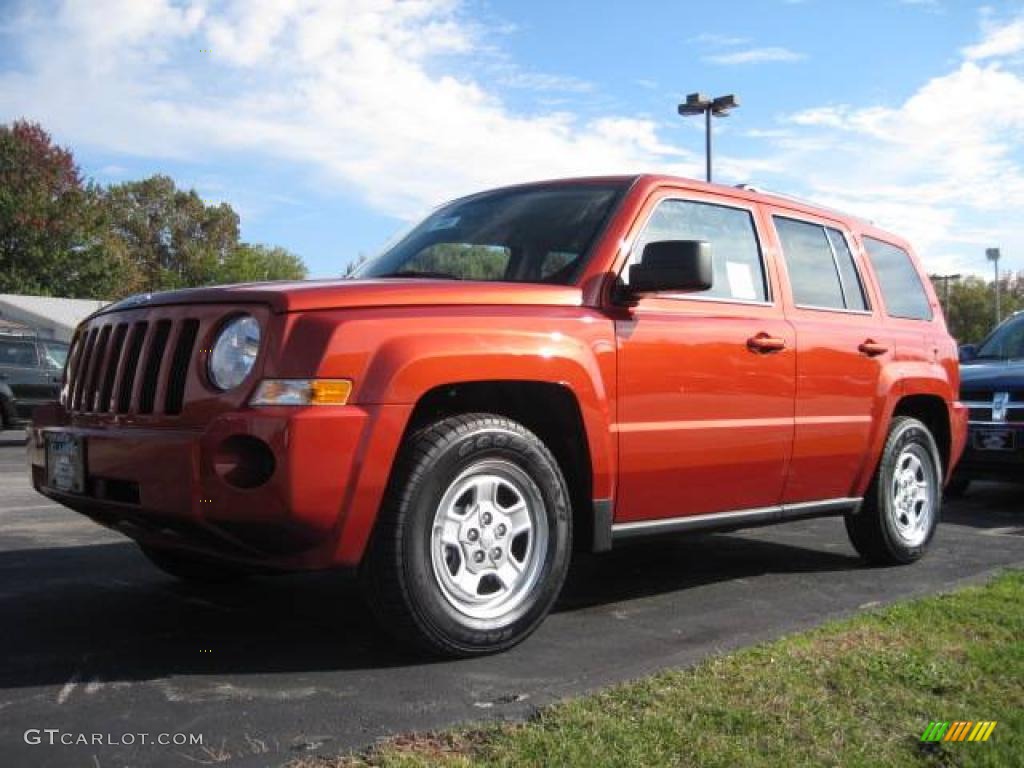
921, 721, 997, 742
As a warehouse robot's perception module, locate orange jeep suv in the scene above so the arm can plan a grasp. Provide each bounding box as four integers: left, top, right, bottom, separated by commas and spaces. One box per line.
29, 175, 967, 656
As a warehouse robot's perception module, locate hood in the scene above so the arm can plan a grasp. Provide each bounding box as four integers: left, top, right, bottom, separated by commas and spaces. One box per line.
97, 278, 583, 317
960, 359, 1024, 393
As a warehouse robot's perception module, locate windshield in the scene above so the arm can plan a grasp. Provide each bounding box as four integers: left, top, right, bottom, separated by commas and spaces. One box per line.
976, 314, 1024, 360
354, 183, 625, 284
40, 340, 69, 368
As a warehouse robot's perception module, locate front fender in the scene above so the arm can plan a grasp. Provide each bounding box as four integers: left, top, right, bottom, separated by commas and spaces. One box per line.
270, 306, 618, 565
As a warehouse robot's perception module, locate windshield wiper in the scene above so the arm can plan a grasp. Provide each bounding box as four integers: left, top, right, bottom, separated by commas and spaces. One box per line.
376, 270, 462, 280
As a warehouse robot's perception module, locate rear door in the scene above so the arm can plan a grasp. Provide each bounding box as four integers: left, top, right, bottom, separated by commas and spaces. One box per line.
613, 189, 796, 522
765, 209, 891, 503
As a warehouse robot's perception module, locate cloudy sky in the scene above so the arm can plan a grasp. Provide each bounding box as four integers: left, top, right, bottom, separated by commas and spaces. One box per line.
2, 0, 1023, 278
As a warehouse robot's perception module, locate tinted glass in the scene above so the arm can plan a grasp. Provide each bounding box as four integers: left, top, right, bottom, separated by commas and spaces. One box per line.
40, 340, 70, 368
356, 184, 624, 284
0, 339, 39, 367
404, 244, 510, 280
774, 217, 845, 309
976, 314, 1024, 360
864, 237, 933, 320
628, 199, 767, 301
827, 228, 869, 311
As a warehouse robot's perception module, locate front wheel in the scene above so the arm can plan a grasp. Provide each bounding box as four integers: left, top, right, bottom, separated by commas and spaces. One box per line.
361, 414, 572, 657
845, 416, 942, 565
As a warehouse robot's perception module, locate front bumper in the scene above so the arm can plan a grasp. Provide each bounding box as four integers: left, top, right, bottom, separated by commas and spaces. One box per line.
29, 402, 410, 569
954, 420, 1024, 483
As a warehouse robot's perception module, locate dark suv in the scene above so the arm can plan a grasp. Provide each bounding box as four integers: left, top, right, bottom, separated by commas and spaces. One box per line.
952, 311, 1024, 494
0, 332, 69, 429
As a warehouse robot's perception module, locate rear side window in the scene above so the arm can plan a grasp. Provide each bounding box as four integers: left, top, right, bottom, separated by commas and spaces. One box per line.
826, 229, 868, 311
628, 199, 768, 302
863, 237, 932, 320
774, 217, 869, 311
775, 217, 844, 309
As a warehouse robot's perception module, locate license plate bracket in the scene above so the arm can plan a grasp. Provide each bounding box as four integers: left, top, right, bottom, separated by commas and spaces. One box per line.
973, 428, 1015, 452
45, 433, 86, 494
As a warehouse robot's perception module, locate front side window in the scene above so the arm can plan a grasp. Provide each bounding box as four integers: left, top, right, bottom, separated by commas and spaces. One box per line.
0, 339, 39, 367
863, 237, 933, 320
355, 184, 625, 284
625, 199, 768, 302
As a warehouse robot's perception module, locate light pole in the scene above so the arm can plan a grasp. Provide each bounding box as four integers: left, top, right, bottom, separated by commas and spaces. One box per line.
933, 273, 961, 316
986, 248, 1001, 325
678, 92, 739, 183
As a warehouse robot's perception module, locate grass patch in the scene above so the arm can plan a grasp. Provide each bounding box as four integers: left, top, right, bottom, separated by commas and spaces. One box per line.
300, 570, 1024, 768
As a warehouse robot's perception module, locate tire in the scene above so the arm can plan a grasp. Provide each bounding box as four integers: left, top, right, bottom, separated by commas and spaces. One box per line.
361, 413, 573, 657
140, 545, 251, 584
845, 416, 942, 565
945, 474, 970, 499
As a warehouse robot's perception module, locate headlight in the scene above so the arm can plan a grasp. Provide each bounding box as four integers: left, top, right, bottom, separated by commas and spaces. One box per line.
208, 315, 260, 390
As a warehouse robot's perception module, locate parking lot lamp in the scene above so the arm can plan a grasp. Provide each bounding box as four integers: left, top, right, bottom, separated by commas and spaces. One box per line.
678, 93, 739, 183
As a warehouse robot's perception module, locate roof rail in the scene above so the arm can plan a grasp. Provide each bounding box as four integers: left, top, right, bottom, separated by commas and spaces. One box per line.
734, 183, 873, 225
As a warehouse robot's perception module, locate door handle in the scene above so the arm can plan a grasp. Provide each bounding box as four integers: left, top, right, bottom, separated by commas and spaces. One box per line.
747, 333, 787, 353
858, 339, 889, 357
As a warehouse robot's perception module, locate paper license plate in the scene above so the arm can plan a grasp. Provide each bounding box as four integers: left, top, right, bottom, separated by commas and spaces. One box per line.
46, 433, 85, 493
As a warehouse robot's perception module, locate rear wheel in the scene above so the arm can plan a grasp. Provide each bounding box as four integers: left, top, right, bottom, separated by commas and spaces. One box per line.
140, 546, 251, 584
361, 413, 572, 657
845, 416, 942, 565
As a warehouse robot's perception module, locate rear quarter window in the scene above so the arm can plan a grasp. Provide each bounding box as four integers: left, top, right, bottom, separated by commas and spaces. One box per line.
863, 237, 933, 320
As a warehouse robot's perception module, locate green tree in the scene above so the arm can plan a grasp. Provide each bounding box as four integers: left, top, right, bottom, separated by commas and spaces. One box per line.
216, 243, 307, 284
0, 120, 125, 298
932, 272, 1024, 344
102, 175, 241, 292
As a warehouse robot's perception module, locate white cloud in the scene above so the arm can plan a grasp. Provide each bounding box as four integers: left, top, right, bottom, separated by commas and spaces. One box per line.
0, 0, 705, 220
963, 16, 1024, 60
774, 34, 1024, 274
704, 47, 805, 65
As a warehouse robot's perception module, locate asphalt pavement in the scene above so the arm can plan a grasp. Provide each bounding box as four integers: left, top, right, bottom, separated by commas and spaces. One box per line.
1, 431, 1022, 767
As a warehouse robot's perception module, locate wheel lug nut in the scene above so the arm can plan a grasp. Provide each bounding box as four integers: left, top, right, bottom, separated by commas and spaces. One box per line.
482, 512, 492, 525
473, 551, 485, 563
496, 524, 507, 537
467, 529, 479, 542
491, 547, 502, 560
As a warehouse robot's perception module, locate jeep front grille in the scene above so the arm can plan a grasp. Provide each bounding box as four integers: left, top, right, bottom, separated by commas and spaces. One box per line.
67, 315, 200, 417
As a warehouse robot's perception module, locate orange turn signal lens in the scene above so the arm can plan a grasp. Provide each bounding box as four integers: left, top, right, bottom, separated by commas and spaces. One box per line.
309, 379, 353, 405
250, 379, 352, 406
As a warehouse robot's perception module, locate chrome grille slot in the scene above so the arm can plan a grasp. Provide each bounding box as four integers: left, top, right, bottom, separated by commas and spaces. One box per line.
164, 319, 199, 415
83, 324, 112, 412
116, 322, 148, 414
71, 327, 99, 411
138, 319, 172, 414
98, 323, 129, 413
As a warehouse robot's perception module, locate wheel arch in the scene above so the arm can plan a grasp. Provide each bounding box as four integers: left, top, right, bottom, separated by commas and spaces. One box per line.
401, 380, 602, 553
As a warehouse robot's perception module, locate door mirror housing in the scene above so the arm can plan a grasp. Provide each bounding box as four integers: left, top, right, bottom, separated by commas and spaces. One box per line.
959, 344, 977, 362
627, 240, 713, 296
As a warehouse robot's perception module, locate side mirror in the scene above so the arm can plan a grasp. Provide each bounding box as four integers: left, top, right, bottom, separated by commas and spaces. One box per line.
959, 344, 977, 362
628, 240, 713, 296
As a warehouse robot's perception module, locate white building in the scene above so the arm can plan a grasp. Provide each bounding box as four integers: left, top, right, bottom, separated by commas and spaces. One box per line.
0, 294, 108, 342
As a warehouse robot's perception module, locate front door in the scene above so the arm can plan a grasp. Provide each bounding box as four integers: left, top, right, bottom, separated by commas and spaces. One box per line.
613, 191, 796, 523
